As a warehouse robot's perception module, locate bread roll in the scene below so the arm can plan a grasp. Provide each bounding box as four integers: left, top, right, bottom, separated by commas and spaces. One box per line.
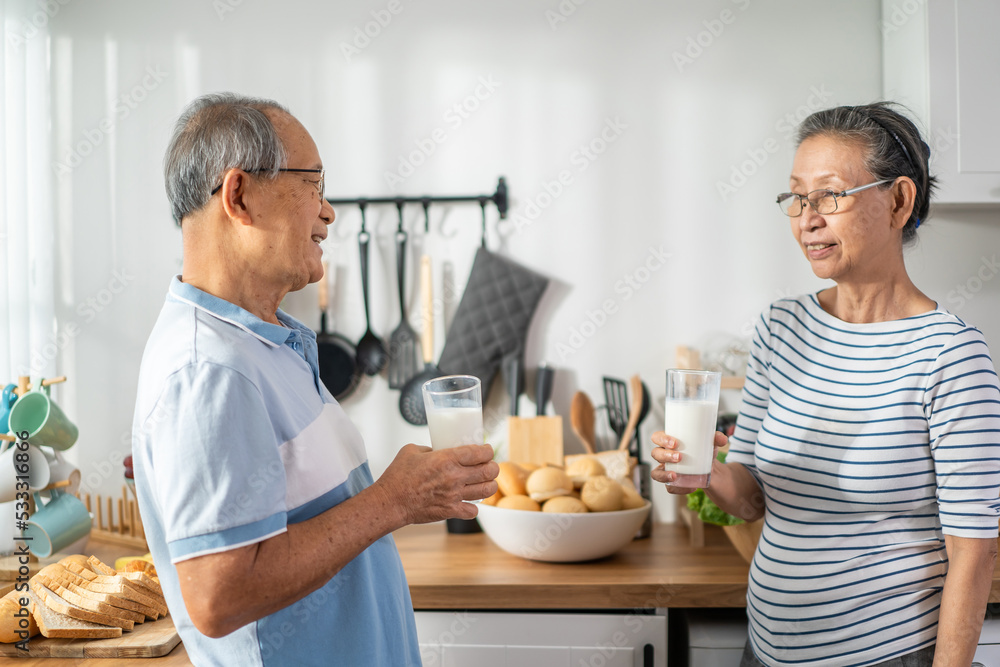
565, 456, 606, 488
481, 487, 503, 506
496, 494, 541, 511
0, 589, 38, 643
525, 467, 573, 502
580, 475, 624, 512
621, 484, 646, 509
496, 462, 529, 497
542, 496, 589, 513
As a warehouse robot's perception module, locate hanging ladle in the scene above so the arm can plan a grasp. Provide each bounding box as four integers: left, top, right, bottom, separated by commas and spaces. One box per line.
355, 202, 389, 376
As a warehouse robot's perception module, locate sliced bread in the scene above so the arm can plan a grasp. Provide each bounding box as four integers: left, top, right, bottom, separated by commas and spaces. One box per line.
35, 574, 145, 624
28, 590, 122, 640
60, 561, 168, 616
88, 556, 163, 597
29, 579, 134, 631
40, 564, 158, 620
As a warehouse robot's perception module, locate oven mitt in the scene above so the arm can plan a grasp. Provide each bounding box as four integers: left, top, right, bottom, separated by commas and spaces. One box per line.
439, 247, 549, 395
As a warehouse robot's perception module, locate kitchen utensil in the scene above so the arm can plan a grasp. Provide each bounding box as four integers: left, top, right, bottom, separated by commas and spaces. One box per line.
502, 354, 522, 417
508, 365, 563, 467
476, 500, 650, 563
602, 376, 629, 451
632, 462, 653, 539
399, 255, 442, 425
0, 616, 180, 658
438, 247, 548, 397
317, 261, 360, 401
570, 391, 597, 455
507, 417, 564, 467
535, 364, 554, 416
355, 205, 388, 376
617, 375, 644, 452
635, 381, 651, 451
388, 203, 419, 389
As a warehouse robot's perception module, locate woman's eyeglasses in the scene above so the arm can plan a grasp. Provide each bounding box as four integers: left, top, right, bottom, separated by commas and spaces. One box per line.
776, 178, 895, 217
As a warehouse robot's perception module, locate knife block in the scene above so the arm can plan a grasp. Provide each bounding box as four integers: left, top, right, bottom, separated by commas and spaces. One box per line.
507, 416, 564, 466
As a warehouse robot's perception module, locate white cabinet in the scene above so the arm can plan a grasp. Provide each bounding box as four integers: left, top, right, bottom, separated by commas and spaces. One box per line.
882, 0, 1000, 204
415, 611, 666, 667
974, 611, 1000, 666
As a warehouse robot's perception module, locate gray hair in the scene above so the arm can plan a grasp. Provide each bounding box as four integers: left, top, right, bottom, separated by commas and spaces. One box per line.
796, 102, 936, 245
164, 92, 290, 224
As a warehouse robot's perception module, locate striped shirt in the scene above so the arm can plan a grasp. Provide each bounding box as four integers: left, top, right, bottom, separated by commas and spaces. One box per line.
726, 294, 1000, 667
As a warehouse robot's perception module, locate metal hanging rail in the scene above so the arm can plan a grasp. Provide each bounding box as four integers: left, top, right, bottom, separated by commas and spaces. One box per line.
325, 176, 508, 233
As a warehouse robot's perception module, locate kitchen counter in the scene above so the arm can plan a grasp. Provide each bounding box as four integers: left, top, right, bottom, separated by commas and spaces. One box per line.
394, 522, 1000, 610
396, 521, 750, 609
14, 523, 1000, 664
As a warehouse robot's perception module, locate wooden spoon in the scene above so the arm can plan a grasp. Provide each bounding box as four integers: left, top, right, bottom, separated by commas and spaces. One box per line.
570, 391, 597, 455
617, 375, 645, 452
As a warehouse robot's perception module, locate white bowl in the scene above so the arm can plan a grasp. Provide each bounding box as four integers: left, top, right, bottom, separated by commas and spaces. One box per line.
475, 501, 651, 563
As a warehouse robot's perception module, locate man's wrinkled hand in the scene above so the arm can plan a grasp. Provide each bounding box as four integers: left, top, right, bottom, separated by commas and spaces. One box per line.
376, 443, 498, 526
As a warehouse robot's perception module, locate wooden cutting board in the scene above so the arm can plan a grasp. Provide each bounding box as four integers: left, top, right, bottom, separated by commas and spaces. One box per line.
0, 615, 180, 658
0, 553, 63, 580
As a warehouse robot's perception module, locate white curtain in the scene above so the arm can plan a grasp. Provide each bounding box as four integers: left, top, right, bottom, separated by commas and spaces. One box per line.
0, 0, 56, 384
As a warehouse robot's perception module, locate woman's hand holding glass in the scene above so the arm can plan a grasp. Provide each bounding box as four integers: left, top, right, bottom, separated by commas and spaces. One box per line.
650, 430, 729, 494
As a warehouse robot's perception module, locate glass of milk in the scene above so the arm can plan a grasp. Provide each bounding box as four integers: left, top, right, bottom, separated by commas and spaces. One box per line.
422, 375, 487, 503
664, 369, 721, 488
422, 375, 484, 449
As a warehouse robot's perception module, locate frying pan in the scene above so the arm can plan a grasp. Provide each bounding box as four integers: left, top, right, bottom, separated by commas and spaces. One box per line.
317, 261, 360, 401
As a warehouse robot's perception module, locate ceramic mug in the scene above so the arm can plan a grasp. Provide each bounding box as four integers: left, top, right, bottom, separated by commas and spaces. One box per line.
8, 382, 78, 451
0, 439, 51, 504
22, 489, 92, 558
0, 384, 16, 433
44, 449, 81, 496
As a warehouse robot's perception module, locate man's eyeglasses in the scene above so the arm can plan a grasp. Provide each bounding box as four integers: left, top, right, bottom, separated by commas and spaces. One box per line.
211, 168, 325, 199
776, 178, 895, 217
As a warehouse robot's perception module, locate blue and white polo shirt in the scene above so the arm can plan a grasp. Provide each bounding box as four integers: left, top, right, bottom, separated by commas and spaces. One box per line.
132, 276, 420, 666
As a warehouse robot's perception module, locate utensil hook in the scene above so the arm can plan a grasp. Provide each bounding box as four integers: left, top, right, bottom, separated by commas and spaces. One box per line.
395, 199, 405, 234
358, 200, 368, 236
421, 198, 431, 233
479, 197, 488, 248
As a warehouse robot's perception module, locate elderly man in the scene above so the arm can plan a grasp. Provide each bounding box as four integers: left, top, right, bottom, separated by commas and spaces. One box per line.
132, 92, 498, 666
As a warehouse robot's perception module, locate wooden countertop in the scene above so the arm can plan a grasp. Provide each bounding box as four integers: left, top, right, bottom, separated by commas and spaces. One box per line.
395, 521, 754, 609
13, 524, 998, 663
395, 522, 1000, 610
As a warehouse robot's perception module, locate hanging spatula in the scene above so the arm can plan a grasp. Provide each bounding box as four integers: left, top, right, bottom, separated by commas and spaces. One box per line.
388, 203, 419, 389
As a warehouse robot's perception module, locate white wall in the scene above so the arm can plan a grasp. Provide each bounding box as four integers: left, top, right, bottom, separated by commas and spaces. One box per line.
38, 0, 1000, 524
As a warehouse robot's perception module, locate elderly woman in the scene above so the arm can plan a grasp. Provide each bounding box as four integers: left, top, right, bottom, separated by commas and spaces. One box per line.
652, 103, 1000, 667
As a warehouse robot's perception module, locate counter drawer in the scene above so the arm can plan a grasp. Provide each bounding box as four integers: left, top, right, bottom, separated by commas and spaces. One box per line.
415, 610, 666, 667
